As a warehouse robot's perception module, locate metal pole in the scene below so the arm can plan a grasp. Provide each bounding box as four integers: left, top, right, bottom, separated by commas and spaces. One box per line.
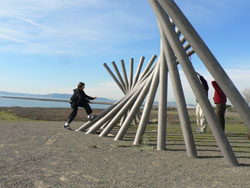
161, 29, 197, 157
157, 42, 168, 150
112, 61, 127, 92
86, 80, 147, 134
129, 58, 134, 90
138, 55, 157, 82
87, 66, 155, 135
132, 56, 145, 88
120, 112, 128, 126
100, 119, 112, 130
157, 0, 250, 134
75, 98, 122, 131
133, 60, 161, 145
115, 62, 160, 141
134, 63, 157, 88
120, 59, 129, 92
104, 63, 126, 94
99, 85, 145, 137
149, 0, 238, 166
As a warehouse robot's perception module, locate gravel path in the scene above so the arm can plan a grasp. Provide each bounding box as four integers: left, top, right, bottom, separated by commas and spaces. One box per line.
0, 121, 250, 188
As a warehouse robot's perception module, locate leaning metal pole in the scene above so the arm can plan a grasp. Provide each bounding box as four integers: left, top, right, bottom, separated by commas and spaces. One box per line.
120, 60, 129, 92
157, 40, 168, 150
75, 98, 122, 131
132, 56, 145, 88
112, 61, 127, 92
98, 60, 158, 137
133, 60, 160, 145
161, 30, 197, 158
129, 58, 134, 89
115, 62, 160, 141
158, 0, 250, 134
104, 63, 126, 94
99, 81, 147, 137
149, 0, 238, 166
88, 62, 157, 135
86, 78, 148, 134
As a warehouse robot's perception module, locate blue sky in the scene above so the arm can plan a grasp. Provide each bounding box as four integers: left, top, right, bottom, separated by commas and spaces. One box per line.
1, 0, 250, 104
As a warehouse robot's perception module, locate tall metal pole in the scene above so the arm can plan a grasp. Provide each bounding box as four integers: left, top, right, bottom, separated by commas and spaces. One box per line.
120, 59, 129, 92
115, 62, 160, 141
162, 31, 197, 158
149, 0, 238, 166
157, 42, 168, 150
75, 98, 122, 131
129, 58, 134, 89
99, 83, 147, 137
138, 55, 157, 81
86, 81, 146, 134
104, 63, 126, 94
87, 62, 156, 134
157, 0, 250, 134
132, 56, 145, 88
133, 61, 161, 145
112, 61, 127, 92
100, 63, 157, 137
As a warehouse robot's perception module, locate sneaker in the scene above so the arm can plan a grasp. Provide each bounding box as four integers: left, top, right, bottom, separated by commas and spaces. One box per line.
64, 125, 73, 131
88, 114, 97, 121
195, 128, 206, 134
200, 129, 207, 133
199, 130, 206, 134
195, 128, 201, 133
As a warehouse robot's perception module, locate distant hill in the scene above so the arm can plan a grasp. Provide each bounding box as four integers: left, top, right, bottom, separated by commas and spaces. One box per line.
0, 91, 195, 108
0, 91, 114, 103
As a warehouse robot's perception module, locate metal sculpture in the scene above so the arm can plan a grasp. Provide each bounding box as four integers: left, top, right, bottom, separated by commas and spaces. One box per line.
76, 0, 250, 166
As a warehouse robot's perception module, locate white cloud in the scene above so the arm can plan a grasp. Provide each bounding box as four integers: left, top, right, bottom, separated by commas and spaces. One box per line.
0, 0, 156, 55
87, 81, 124, 100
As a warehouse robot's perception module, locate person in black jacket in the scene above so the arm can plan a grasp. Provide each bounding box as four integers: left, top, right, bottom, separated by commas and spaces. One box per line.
64, 82, 97, 130
195, 72, 209, 133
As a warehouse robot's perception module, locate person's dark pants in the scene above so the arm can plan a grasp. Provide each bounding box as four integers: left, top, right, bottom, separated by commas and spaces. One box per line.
67, 103, 93, 124
215, 103, 226, 131
67, 107, 78, 124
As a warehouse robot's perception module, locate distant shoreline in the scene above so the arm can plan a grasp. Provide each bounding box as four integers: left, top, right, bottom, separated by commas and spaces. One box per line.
0, 107, 104, 122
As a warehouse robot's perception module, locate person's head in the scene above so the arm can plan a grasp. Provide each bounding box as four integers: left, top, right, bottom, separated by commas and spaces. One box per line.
77, 82, 85, 90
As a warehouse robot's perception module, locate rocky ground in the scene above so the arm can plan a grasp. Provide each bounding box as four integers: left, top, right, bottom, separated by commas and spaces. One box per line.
0, 107, 250, 187
0, 120, 250, 188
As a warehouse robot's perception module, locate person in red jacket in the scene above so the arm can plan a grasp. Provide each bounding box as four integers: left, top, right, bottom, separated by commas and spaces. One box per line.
212, 81, 227, 131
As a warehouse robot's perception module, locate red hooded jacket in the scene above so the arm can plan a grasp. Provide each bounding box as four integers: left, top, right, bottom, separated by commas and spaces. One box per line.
212, 81, 227, 104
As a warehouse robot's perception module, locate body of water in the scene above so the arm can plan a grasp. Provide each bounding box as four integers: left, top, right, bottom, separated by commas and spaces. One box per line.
0, 98, 108, 109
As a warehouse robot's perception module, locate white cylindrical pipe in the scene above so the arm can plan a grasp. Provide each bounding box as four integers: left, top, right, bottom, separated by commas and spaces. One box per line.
115, 62, 160, 141
157, 42, 168, 150
129, 58, 134, 89
112, 61, 127, 92
120, 59, 129, 92
162, 30, 197, 158
104, 63, 125, 94
158, 0, 250, 137
149, 0, 238, 166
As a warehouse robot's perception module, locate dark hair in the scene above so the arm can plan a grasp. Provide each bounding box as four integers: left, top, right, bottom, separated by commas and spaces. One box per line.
77, 82, 85, 89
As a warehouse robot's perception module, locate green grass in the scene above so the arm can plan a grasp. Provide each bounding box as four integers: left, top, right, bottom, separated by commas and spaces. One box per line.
0, 111, 31, 121
123, 108, 250, 155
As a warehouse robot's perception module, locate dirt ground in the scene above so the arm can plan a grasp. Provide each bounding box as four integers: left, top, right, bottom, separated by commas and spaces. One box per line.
0, 107, 182, 123
1, 108, 250, 187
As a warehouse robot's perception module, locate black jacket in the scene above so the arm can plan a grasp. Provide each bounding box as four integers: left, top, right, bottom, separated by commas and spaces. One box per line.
70, 89, 94, 108
198, 75, 209, 94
